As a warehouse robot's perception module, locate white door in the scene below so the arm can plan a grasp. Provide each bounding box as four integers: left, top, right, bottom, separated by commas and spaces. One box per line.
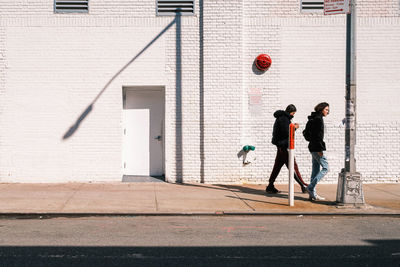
123, 89, 164, 176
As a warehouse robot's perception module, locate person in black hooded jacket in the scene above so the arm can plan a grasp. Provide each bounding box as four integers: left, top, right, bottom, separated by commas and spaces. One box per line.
304, 102, 330, 201
266, 104, 308, 194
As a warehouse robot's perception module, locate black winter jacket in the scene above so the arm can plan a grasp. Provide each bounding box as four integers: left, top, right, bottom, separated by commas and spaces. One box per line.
307, 112, 326, 152
271, 110, 293, 149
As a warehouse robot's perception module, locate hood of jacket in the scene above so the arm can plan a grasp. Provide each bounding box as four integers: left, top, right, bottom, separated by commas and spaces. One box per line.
274, 110, 293, 120
308, 111, 322, 120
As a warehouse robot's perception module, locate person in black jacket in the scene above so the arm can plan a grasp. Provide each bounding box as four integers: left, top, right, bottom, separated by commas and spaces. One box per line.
266, 104, 308, 194
305, 102, 330, 201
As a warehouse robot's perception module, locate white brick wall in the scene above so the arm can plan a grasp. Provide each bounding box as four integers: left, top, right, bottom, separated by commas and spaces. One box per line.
164, 18, 202, 182
0, 26, 6, 169
201, 0, 245, 183
357, 18, 400, 183
358, 0, 400, 17
244, 0, 400, 18
0, 0, 399, 183
1, 25, 171, 182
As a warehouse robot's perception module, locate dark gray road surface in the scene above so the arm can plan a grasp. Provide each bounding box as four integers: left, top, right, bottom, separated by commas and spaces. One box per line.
0, 216, 399, 266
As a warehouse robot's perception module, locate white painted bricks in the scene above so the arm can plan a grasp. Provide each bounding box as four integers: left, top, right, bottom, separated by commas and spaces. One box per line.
0, 0, 399, 183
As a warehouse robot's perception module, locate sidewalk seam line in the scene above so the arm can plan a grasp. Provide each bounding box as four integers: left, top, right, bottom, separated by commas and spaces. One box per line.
229, 189, 256, 212
154, 183, 159, 212
59, 183, 85, 212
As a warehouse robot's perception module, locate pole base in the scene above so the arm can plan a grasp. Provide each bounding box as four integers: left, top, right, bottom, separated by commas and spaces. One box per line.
336, 169, 365, 204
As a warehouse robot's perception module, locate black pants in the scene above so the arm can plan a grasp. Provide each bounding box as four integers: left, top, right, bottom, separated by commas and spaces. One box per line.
269, 147, 308, 187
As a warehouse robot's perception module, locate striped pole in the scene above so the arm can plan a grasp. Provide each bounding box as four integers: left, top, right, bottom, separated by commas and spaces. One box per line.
288, 123, 295, 206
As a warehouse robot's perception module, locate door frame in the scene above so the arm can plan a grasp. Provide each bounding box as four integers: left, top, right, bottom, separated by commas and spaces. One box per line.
122, 86, 166, 178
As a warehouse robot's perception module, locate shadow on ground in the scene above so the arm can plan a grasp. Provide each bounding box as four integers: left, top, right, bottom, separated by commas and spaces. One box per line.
178, 183, 337, 206
0, 240, 399, 266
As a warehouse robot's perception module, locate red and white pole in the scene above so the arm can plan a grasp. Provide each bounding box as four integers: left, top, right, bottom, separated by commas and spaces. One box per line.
288, 123, 295, 206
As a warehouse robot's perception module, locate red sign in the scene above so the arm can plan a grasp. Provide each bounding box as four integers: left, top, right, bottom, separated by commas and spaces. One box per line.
324, 0, 350, 15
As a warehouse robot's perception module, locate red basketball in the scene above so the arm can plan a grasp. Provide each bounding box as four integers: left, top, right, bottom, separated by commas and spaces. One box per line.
255, 54, 272, 71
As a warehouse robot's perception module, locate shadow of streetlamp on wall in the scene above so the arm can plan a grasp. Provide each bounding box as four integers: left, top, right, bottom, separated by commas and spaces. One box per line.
199, 0, 205, 183
62, 14, 185, 184
175, 12, 183, 183
62, 19, 176, 140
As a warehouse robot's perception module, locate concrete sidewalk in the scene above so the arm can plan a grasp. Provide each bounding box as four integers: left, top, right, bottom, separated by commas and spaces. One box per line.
0, 182, 399, 216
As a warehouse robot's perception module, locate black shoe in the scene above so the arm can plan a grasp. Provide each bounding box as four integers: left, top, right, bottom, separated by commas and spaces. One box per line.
301, 186, 307, 194
266, 185, 280, 194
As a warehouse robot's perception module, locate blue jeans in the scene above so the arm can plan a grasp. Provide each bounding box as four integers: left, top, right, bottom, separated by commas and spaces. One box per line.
307, 152, 329, 193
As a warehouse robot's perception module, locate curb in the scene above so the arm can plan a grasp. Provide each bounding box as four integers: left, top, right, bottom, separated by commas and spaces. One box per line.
0, 212, 399, 219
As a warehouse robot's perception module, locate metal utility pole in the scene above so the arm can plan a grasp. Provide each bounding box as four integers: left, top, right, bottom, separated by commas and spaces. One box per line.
336, 0, 365, 204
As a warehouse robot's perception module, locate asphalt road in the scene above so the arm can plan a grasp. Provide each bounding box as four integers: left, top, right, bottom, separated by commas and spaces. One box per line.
0, 215, 399, 266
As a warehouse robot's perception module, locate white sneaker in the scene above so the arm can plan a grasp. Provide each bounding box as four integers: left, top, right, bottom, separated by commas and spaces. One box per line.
314, 194, 326, 200
306, 187, 316, 200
